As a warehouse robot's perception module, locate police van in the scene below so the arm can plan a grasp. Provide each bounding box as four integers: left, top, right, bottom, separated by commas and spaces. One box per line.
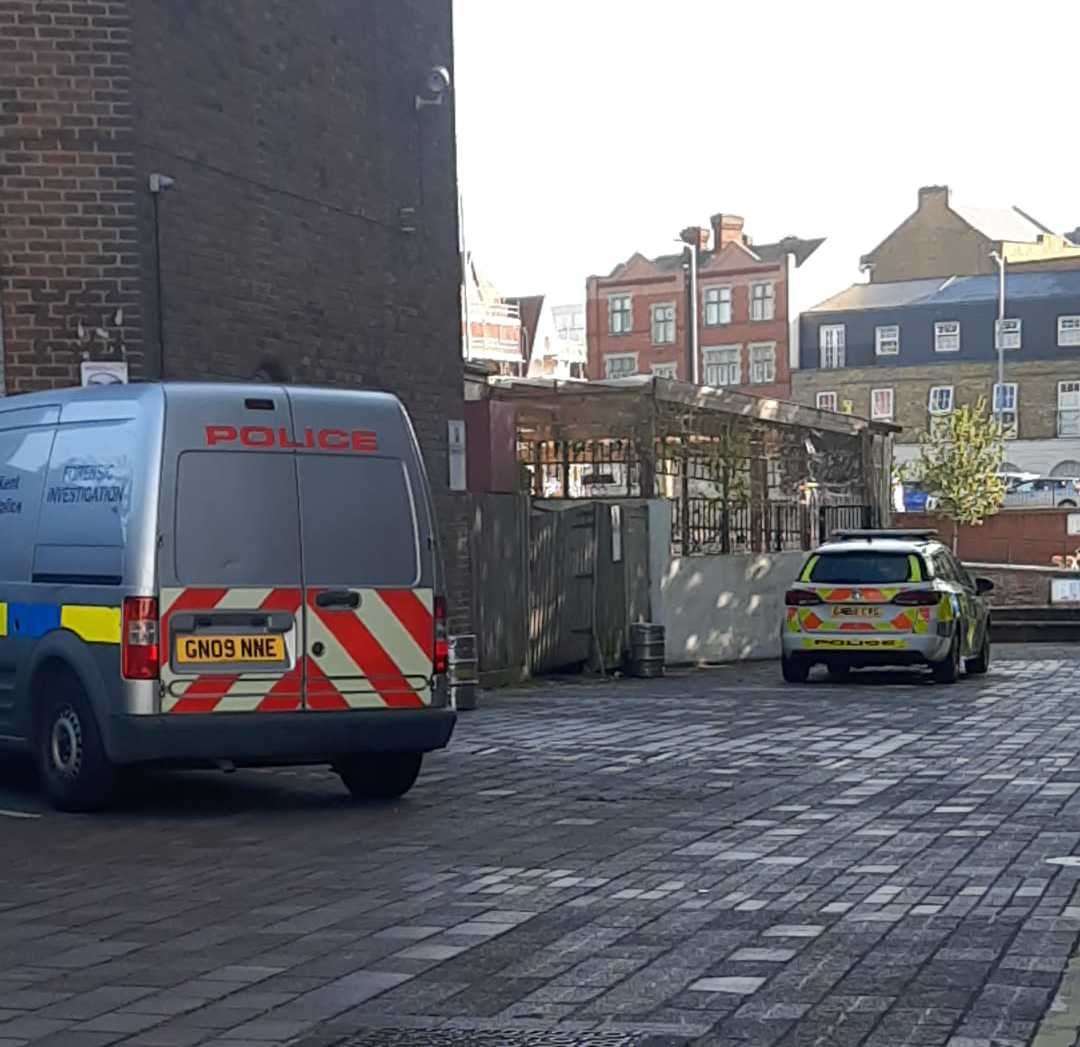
0, 383, 455, 810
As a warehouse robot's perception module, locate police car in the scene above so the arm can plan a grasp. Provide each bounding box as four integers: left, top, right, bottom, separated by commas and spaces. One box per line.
781, 529, 993, 684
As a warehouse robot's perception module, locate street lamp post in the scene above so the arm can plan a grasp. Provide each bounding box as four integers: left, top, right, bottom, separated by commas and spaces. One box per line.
681, 241, 699, 384
990, 251, 1006, 421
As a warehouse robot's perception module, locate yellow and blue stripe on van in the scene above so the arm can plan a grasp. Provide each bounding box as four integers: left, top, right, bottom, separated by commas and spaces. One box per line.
0, 601, 121, 644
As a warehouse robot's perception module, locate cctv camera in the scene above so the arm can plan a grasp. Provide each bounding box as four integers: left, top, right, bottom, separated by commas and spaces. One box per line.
426, 66, 451, 96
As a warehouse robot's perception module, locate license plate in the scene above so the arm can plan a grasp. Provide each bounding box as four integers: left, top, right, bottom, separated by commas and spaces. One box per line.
805, 637, 905, 650
833, 606, 882, 618
175, 634, 287, 665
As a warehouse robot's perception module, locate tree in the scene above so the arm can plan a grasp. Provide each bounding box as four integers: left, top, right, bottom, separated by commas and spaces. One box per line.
915, 396, 1006, 552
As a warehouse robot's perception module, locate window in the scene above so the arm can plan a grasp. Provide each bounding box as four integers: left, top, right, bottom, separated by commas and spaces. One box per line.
651, 362, 678, 379
749, 343, 776, 384
995, 318, 1022, 351
992, 382, 1018, 439
703, 346, 741, 386
176, 452, 301, 586
931, 551, 960, 584
1059, 381, 1080, 437
875, 325, 900, 356
608, 295, 632, 335
750, 282, 775, 321
299, 456, 419, 586
1059, 316, 1080, 347
928, 385, 954, 414
807, 552, 918, 584
870, 387, 894, 421
604, 353, 637, 378
816, 391, 838, 412
819, 324, 846, 369
934, 321, 960, 352
650, 303, 676, 344
704, 286, 732, 326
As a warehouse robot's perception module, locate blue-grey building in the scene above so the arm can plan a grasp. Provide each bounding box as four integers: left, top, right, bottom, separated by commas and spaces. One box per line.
792, 271, 1080, 477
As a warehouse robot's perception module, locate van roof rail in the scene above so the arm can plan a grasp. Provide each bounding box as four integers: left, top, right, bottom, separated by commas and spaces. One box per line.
830, 528, 939, 542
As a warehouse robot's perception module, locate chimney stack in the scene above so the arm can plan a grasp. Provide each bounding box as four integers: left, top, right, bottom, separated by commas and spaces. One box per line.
917, 185, 949, 209
710, 213, 745, 250
679, 225, 710, 251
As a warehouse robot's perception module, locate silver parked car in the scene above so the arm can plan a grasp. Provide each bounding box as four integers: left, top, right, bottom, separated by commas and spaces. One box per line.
1002, 476, 1080, 508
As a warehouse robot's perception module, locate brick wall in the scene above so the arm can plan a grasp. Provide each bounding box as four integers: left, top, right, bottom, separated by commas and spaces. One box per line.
902, 509, 1077, 566
0, 0, 144, 390
792, 359, 1080, 443
130, 0, 468, 627
2, 1, 472, 630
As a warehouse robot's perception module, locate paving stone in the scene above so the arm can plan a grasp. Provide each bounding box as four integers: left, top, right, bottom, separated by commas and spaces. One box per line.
3, 653, 1080, 1045
690, 977, 766, 995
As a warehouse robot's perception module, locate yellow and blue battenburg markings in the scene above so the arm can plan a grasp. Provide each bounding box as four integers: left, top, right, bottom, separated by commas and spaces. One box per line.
0, 601, 120, 644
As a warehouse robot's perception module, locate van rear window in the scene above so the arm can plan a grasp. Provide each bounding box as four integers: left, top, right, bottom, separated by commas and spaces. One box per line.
175, 452, 301, 586
297, 455, 419, 587
806, 552, 917, 585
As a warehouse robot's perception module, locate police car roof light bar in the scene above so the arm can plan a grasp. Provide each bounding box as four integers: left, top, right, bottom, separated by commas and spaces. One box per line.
831, 528, 939, 542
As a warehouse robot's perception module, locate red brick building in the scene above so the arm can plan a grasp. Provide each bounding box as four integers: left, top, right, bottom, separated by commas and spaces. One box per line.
586, 214, 823, 399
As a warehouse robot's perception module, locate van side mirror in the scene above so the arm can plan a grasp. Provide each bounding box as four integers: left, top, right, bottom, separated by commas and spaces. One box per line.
975, 577, 994, 595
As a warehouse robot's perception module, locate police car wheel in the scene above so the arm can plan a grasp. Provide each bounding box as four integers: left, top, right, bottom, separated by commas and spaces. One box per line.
37, 688, 115, 812
336, 752, 423, 800
781, 655, 810, 684
966, 628, 991, 675
931, 633, 961, 685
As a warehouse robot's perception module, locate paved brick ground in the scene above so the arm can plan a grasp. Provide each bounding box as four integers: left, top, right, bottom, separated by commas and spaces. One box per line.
3, 651, 1080, 1046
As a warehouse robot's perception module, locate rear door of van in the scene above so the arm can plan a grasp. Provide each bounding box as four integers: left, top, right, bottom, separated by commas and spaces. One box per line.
287, 388, 435, 710
158, 389, 305, 714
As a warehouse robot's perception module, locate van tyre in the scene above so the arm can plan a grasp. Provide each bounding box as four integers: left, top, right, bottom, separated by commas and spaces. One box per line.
781, 655, 810, 684
37, 686, 115, 812
966, 628, 991, 675
336, 753, 422, 800
932, 633, 962, 685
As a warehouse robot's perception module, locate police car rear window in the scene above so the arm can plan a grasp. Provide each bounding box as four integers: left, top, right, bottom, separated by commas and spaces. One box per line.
806, 552, 916, 585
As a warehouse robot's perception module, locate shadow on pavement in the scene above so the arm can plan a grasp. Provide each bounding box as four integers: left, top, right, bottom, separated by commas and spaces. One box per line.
0, 753, 413, 819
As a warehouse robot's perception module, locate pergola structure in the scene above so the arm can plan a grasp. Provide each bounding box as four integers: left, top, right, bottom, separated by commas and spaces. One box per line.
486, 376, 900, 554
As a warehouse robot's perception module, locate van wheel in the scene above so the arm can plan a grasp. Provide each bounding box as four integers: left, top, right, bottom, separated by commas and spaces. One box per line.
966, 628, 991, 675
932, 633, 961, 685
36, 685, 115, 812
781, 655, 810, 684
335, 753, 423, 800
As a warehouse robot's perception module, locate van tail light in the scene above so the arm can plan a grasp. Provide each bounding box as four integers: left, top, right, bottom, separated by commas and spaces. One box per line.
434, 596, 449, 676
892, 590, 941, 607
785, 589, 822, 607
122, 597, 160, 681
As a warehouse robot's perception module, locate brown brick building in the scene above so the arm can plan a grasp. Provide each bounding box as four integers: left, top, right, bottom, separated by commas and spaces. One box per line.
0, 1, 473, 627
585, 214, 825, 399
861, 185, 1080, 283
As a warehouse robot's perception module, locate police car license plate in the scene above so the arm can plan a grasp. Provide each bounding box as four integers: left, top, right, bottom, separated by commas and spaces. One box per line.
175, 634, 287, 665
833, 606, 882, 618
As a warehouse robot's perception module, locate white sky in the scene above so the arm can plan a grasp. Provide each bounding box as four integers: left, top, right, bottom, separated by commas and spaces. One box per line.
453, 0, 1080, 305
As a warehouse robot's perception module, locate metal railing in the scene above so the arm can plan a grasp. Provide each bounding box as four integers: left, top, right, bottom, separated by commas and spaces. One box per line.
671, 500, 876, 556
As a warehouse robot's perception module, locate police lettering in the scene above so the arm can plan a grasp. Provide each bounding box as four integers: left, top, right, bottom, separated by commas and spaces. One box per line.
205, 425, 378, 453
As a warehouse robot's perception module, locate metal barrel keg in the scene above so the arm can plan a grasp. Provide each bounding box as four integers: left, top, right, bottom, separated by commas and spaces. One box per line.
629, 622, 665, 678
448, 633, 479, 710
